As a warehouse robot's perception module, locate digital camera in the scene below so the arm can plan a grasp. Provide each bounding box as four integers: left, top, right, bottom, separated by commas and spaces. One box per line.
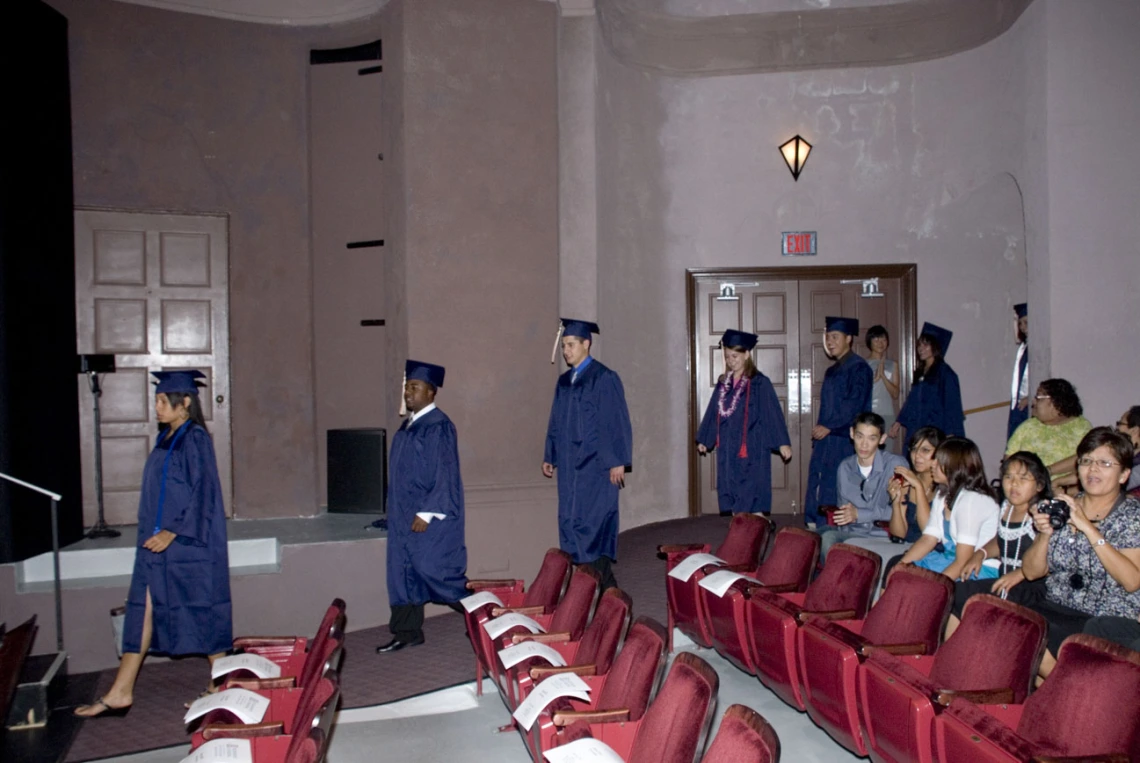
1040, 499, 1070, 530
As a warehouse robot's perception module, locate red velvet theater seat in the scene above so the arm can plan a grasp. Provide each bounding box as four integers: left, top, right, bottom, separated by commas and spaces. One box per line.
934, 634, 1140, 763
796, 564, 953, 755
858, 594, 1046, 763
696, 526, 821, 674
700, 704, 781, 763
732, 543, 880, 689
662, 514, 772, 650
232, 598, 345, 671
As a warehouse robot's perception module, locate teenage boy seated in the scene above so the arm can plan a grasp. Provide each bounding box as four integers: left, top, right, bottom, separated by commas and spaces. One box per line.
819, 411, 909, 561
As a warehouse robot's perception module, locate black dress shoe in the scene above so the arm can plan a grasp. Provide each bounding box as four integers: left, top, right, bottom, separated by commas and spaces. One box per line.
376, 637, 424, 654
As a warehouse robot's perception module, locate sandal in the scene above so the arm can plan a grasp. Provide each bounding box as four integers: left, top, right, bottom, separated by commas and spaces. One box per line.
74, 697, 132, 718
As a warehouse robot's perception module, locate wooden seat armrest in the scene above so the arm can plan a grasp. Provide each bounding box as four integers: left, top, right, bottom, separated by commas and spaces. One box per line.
759, 583, 798, 594
1033, 756, 1129, 763
860, 642, 926, 657
492, 605, 544, 617
935, 687, 1014, 706
530, 664, 597, 681
467, 579, 518, 590
798, 609, 857, 623
513, 631, 572, 645
224, 676, 296, 691
200, 721, 286, 740
552, 708, 630, 727
657, 543, 706, 558
233, 636, 296, 648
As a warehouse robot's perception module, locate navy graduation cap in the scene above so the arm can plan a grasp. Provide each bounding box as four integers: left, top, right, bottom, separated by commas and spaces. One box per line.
721, 329, 758, 351
824, 316, 860, 336
1014, 303, 1028, 318
920, 322, 953, 355
560, 318, 600, 339
151, 370, 206, 395
405, 359, 445, 389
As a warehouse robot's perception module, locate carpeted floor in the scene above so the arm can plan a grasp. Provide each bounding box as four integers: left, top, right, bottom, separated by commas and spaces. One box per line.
64, 513, 770, 762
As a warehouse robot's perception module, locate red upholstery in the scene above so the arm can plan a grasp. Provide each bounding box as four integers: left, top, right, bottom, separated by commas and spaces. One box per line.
664, 515, 772, 650
740, 544, 879, 709
796, 564, 954, 755
754, 527, 820, 593
234, 598, 345, 666
935, 635, 1140, 762
858, 595, 1046, 763
700, 705, 781, 763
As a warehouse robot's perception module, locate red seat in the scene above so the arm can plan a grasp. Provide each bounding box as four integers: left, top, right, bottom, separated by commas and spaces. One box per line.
465, 548, 572, 694
508, 587, 632, 710
696, 527, 820, 672
933, 634, 1140, 762
214, 640, 344, 728
226, 615, 345, 696
551, 651, 720, 763
718, 542, 879, 681
700, 704, 782, 763
527, 617, 669, 760
859, 594, 1046, 763
796, 564, 953, 754
662, 514, 772, 650
232, 598, 345, 669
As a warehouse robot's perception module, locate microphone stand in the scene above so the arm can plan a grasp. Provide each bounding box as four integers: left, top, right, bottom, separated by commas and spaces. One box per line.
85, 370, 120, 539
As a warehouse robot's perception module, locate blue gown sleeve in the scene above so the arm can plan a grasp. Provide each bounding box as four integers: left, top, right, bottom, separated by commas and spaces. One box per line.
819, 361, 873, 431
544, 384, 561, 464
755, 375, 791, 450
696, 382, 721, 449
419, 422, 464, 519
941, 366, 966, 437
163, 426, 215, 547
597, 371, 633, 470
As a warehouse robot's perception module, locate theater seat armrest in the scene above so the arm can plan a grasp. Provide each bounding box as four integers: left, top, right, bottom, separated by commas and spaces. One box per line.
232, 636, 296, 648
467, 579, 519, 590
513, 632, 572, 645
200, 721, 285, 740
223, 676, 296, 691
657, 543, 707, 556
492, 605, 545, 617
722, 563, 755, 573
552, 708, 630, 726
861, 642, 926, 657
530, 664, 596, 681
1033, 756, 1130, 763
759, 583, 798, 594
798, 609, 856, 623
935, 687, 1014, 706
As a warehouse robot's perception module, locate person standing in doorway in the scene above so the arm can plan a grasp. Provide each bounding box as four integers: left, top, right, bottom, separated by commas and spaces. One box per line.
890, 322, 966, 441
1008, 303, 1030, 440
696, 329, 792, 515
866, 325, 900, 449
804, 316, 873, 528
377, 360, 469, 653
543, 318, 632, 590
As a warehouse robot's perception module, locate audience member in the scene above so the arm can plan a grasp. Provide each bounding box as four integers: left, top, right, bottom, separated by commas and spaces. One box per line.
695, 329, 792, 515
889, 322, 965, 441
1006, 378, 1091, 492
818, 412, 908, 559
1117, 406, 1140, 494
865, 325, 899, 447
1008, 427, 1140, 678
1008, 303, 1030, 440
886, 426, 946, 543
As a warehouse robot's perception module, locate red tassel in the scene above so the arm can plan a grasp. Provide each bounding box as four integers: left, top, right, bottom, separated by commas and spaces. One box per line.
738, 380, 750, 458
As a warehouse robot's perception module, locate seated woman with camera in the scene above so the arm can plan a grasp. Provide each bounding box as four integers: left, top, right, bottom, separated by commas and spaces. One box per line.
1009, 427, 1140, 678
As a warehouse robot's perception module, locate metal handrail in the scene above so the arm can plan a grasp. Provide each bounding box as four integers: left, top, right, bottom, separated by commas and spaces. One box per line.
0, 471, 65, 651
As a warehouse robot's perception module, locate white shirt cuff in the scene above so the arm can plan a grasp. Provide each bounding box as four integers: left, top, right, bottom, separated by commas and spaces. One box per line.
416, 512, 447, 523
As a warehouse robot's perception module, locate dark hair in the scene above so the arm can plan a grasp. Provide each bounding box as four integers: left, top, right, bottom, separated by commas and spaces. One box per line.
913, 333, 944, 383
935, 437, 996, 507
864, 325, 889, 350
1001, 451, 1053, 506
1076, 427, 1134, 472
1124, 406, 1140, 430
908, 426, 946, 454
853, 411, 885, 434
162, 391, 209, 433
1037, 378, 1082, 418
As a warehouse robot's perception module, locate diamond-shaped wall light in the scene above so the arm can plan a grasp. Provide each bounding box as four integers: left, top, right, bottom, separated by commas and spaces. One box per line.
779, 134, 812, 181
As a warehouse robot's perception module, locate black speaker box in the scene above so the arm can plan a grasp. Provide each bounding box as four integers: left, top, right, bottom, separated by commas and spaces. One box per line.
327, 428, 386, 514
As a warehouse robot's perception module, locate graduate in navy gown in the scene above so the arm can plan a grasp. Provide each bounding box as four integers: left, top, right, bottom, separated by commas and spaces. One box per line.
804, 317, 873, 526
377, 360, 468, 653
543, 318, 632, 590
76, 370, 231, 718
890, 322, 966, 441
696, 329, 792, 515
1008, 303, 1030, 440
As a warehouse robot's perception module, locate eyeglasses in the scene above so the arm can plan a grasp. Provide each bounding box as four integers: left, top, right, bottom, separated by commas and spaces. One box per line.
1034, 395, 1051, 400
1077, 458, 1121, 470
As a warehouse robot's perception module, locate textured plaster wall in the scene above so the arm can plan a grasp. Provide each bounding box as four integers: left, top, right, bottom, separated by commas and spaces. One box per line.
596, 7, 1041, 527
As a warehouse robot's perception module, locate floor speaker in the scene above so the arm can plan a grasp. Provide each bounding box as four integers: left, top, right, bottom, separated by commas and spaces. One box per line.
327, 428, 387, 514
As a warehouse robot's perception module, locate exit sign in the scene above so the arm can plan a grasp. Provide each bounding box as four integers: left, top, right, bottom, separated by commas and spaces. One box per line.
782, 231, 817, 256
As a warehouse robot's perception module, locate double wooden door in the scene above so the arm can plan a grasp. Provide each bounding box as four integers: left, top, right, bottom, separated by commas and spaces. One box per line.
688, 266, 916, 517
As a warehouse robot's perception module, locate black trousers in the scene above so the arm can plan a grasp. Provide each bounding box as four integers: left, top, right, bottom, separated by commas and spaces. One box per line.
590, 556, 618, 591
1084, 616, 1140, 651
388, 600, 465, 643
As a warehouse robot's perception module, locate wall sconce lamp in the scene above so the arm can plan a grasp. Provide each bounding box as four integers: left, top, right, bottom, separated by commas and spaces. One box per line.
779, 134, 812, 181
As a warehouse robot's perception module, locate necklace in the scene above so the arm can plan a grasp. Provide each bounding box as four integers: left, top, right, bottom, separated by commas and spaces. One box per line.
717, 375, 747, 419
997, 502, 1034, 573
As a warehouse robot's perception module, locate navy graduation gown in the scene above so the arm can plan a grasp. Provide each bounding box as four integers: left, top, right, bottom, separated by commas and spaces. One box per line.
386, 407, 469, 607
544, 359, 632, 563
804, 352, 872, 524
696, 372, 791, 514
124, 422, 232, 655
897, 361, 966, 438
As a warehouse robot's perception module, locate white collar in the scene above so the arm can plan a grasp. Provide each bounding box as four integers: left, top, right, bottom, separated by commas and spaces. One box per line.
408, 402, 437, 426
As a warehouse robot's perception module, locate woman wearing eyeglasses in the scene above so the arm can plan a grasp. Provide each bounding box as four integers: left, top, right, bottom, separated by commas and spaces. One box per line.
1009, 427, 1140, 679
1005, 378, 1092, 493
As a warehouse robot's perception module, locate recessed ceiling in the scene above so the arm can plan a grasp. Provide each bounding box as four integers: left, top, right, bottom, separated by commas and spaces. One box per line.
110, 0, 390, 26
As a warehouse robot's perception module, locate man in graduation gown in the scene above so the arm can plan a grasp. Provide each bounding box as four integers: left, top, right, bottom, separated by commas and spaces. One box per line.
543, 318, 633, 590
803, 316, 873, 527
1008, 303, 1030, 440
377, 360, 469, 653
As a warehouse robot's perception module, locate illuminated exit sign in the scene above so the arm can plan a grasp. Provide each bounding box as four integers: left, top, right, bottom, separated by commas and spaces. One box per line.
782, 231, 817, 256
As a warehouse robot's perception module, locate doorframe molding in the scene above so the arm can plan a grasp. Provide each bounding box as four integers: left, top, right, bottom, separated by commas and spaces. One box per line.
685, 264, 918, 518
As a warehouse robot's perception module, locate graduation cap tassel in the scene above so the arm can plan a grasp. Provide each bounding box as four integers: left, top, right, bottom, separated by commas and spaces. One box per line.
737, 381, 750, 459
550, 324, 565, 364
398, 371, 407, 417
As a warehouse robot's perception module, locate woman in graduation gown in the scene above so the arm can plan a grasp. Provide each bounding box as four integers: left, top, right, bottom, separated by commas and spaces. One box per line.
890, 322, 966, 441
696, 329, 793, 515
76, 370, 231, 717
